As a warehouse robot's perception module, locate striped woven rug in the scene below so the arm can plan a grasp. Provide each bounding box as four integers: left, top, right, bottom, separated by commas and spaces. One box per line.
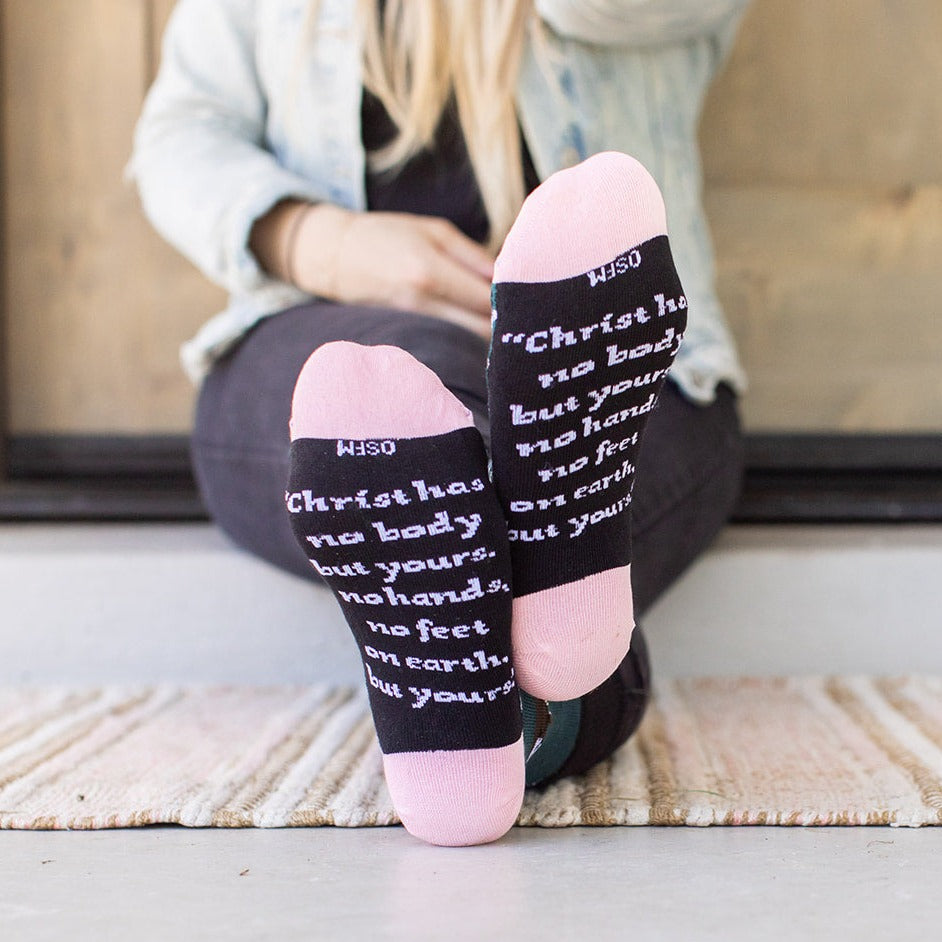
1, 676, 941, 830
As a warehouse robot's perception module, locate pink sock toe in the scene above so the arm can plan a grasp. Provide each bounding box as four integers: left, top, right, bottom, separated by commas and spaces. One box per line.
494, 152, 667, 284
290, 341, 475, 442
383, 738, 525, 846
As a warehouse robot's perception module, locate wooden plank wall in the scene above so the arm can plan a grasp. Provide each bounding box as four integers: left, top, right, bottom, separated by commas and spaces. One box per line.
1, 0, 223, 435
1, 0, 940, 435
700, 0, 942, 431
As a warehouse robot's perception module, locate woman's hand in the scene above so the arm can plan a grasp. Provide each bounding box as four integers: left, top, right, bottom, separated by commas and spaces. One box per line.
253, 202, 495, 339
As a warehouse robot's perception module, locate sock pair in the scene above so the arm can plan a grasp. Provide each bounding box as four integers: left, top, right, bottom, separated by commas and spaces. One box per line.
286, 153, 687, 845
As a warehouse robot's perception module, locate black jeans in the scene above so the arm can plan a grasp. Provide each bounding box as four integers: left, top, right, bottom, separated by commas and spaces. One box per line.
193, 299, 744, 618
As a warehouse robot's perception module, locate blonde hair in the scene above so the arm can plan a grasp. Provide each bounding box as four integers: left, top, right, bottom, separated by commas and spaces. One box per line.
345, 0, 535, 250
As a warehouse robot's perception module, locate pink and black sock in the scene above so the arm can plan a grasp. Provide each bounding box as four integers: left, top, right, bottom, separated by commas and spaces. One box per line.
286, 342, 524, 846
488, 152, 687, 700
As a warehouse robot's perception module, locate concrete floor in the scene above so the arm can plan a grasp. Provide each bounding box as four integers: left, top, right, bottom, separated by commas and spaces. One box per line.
3, 827, 941, 942
2, 523, 942, 940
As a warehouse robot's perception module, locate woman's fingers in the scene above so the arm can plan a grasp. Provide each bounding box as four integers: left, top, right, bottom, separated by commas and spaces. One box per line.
426, 217, 496, 282
298, 210, 495, 329
425, 250, 493, 319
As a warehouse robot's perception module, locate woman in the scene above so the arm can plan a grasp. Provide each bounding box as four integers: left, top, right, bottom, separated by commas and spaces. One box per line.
131, 0, 749, 846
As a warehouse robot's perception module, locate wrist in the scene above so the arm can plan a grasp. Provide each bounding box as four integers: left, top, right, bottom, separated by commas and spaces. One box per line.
248, 198, 307, 283
282, 202, 315, 288
291, 203, 357, 299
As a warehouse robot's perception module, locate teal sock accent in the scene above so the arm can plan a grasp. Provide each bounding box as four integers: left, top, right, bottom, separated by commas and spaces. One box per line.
521, 691, 582, 786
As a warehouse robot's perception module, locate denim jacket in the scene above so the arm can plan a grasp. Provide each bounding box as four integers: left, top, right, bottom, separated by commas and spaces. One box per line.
130, 0, 749, 402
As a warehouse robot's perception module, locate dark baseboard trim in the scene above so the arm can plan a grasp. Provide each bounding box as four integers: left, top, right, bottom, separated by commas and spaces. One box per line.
0, 479, 206, 521
733, 434, 942, 523
6, 434, 194, 479
2, 433, 942, 523
2, 435, 203, 521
